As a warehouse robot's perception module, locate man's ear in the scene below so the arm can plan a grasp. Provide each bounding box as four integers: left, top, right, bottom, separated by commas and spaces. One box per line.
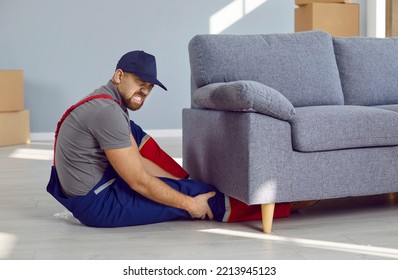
112, 69, 124, 84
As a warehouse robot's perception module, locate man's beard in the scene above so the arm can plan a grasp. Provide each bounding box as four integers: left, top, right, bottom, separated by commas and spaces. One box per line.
124, 93, 144, 111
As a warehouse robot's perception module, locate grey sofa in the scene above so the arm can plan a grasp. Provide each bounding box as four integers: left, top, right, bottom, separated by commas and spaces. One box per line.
182, 30, 398, 233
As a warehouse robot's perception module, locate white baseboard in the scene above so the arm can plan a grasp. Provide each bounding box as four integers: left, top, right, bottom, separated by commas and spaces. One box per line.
30, 133, 54, 141
30, 129, 182, 141
145, 129, 182, 138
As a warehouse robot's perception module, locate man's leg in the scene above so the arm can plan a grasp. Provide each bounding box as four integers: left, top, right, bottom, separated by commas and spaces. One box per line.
74, 171, 290, 227
85, 176, 226, 227
101, 177, 290, 227
130, 120, 189, 179
224, 197, 291, 222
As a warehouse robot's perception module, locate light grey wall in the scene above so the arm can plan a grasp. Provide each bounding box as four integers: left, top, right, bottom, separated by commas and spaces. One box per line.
1, 0, 366, 132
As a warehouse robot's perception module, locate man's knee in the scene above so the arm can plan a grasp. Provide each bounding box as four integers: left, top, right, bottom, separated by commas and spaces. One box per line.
129, 120, 147, 145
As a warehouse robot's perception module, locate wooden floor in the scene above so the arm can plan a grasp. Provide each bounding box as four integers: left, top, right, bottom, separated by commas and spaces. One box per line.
1, 138, 398, 260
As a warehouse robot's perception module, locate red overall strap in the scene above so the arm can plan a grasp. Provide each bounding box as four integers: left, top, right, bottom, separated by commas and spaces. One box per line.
53, 94, 120, 165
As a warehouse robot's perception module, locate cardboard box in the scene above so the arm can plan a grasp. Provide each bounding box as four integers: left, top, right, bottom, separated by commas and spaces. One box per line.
295, 0, 351, 6
0, 70, 24, 112
386, 0, 398, 37
295, 3, 359, 37
0, 110, 30, 147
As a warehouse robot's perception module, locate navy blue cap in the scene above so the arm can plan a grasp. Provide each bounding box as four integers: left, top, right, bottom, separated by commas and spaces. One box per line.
116, 50, 167, 91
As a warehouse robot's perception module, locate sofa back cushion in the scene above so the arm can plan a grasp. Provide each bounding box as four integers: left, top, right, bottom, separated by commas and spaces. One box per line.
189, 31, 344, 107
333, 36, 398, 106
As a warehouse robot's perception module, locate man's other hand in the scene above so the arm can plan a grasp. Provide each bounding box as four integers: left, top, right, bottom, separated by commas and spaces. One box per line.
186, 191, 216, 220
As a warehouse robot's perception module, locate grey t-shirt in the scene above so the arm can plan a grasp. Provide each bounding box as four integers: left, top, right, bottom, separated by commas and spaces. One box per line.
55, 81, 132, 197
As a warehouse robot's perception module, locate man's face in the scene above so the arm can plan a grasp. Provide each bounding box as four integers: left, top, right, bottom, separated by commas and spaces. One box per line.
115, 71, 154, 111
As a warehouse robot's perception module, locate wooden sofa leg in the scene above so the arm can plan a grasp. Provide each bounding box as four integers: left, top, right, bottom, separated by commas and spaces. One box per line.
261, 203, 275, 233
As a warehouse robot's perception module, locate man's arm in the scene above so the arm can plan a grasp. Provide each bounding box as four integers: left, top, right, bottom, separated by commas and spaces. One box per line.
104, 136, 215, 219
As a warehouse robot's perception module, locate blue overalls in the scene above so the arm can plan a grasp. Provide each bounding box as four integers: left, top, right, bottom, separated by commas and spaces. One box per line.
46, 95, 226, 227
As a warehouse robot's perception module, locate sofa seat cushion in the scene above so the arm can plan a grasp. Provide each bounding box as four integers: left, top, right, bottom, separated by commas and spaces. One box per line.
290, 105, 398, 152
372, 104, 398, 113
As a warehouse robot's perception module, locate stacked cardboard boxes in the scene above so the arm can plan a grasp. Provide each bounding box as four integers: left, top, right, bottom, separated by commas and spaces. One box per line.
295, 0, 359, 37
0, 70, 30, 147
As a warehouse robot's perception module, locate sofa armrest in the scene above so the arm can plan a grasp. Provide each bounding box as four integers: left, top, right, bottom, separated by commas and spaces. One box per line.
183, 108, 293, 204
192, 80, 296, 121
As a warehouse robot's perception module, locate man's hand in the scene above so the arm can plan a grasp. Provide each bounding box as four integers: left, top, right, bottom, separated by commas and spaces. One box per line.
185, 191, 216, 220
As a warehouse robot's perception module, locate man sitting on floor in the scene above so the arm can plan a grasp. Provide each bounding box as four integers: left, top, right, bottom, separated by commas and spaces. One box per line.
46, 50, 291, 227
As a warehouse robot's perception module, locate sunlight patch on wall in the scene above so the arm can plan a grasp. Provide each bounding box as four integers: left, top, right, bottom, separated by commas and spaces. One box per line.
210, 0, 268, 34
